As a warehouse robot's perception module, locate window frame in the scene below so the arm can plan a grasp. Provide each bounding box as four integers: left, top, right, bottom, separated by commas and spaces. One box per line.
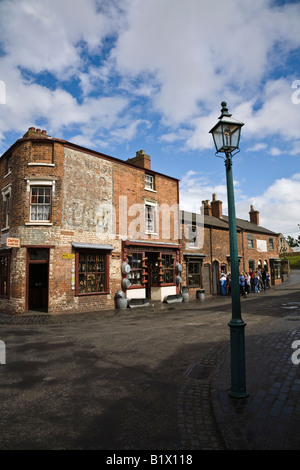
161, 253, 175, 285
75, 250, 109, 296
1, 184, 11, 230
247, 233, 254, 249
30, 186, 52, 223
145, 173, 155, 191
26, 180, 55, 226
128, 252, 143, 286
187, 260, 201, 288
269, 237, 274, 250
145, 201, 157, 234
0, 252, 10, 299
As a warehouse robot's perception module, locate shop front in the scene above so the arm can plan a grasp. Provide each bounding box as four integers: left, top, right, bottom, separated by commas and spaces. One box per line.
122, 240, 181, 302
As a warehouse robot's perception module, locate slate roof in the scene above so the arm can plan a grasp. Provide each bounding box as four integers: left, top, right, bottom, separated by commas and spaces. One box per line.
180, 210, 278, 235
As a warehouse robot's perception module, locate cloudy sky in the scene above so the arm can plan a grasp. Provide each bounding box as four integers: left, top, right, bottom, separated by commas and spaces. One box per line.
0, 0, 300, 238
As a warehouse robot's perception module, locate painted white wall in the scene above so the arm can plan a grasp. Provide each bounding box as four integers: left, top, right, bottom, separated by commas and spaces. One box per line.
126, 288, 146, 299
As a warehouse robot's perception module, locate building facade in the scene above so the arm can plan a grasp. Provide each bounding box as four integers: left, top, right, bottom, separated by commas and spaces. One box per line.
0, 128, 181, 314
181, 194, 282, 299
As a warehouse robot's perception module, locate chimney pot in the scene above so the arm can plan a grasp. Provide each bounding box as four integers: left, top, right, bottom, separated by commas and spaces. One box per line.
211, 194, 222, 218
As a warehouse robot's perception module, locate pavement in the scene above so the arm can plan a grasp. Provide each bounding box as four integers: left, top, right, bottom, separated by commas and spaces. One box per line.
0, 271, 300, 451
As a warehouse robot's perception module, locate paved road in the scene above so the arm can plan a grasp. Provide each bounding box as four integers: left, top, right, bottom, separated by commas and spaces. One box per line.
0, 270, 299, 450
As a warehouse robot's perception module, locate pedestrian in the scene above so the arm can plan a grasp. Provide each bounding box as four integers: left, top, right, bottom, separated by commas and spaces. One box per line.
262, 269, 267, 292
267, 272, 271, 288
239, 272, 245, 295
226, 272, 231, 295
220, 273, 227, 296
245, 272, 251, 295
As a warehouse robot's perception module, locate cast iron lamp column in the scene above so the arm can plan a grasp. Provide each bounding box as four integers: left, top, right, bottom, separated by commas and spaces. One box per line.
209, 102, 248, 398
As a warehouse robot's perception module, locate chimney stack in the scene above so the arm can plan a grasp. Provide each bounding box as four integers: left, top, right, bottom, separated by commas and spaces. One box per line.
127, 149, 151, 170
211, 193, 223, 218
23, 127, 50, 138
249, 205, 259, 225
201, 199, 212, 216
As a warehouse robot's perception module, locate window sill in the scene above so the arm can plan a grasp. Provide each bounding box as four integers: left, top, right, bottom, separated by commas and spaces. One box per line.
25, 222, 52, 226
28, 163, 55, 167
4, 171, 11, 179
75, 291, 109, 296
144, 188, 157, 193
1, 227, 9, 232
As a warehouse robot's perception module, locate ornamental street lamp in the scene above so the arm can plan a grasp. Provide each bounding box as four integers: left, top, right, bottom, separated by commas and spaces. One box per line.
209, 101, 248, 398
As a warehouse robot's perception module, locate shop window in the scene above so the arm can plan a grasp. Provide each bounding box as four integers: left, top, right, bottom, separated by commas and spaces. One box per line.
188, 261, 201, 287
30, 186, 51, 222
247, 234, 254, 249
161, 254, 174, 284
128, 252, 143, 285
0, 253, 10, 298
76, 252, 108, 295
271, 261, 281, 280
269, 237, 274, 250
145, 174, 154, 191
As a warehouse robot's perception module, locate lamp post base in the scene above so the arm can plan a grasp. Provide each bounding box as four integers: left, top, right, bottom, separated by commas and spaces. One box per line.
228, 319, 248, 398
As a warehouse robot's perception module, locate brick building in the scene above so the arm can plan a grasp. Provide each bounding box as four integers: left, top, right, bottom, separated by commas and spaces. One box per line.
181, 194, 282, 299
0, 128, 181, 314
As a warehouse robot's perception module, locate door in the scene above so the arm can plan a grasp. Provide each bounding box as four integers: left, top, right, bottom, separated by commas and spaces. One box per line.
204, 264, 211, 294
145, 252, 159, 299
212, 261, 219, 295
27, 249, 49, 311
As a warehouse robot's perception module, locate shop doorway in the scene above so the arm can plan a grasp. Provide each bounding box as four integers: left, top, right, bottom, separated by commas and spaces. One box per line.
145, 252, 159, 299
27, 248, 49, 311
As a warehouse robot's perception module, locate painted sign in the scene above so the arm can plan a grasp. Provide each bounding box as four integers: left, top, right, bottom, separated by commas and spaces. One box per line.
6, 238, 20, 248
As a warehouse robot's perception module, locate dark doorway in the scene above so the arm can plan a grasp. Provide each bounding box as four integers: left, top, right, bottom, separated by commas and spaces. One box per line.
27, 249, 49, 311
145, 252, 159, 299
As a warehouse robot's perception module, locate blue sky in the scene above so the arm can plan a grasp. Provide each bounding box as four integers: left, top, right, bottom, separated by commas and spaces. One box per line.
0, 0, 300, 238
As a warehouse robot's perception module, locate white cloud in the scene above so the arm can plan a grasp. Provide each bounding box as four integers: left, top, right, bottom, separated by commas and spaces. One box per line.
180, 170, 300, 237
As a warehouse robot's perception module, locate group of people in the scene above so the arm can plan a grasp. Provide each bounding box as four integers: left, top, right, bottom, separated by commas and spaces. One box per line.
219, 269, 271, 296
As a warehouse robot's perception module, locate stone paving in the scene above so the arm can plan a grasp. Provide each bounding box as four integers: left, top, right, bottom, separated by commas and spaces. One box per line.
1, 272, 300, 450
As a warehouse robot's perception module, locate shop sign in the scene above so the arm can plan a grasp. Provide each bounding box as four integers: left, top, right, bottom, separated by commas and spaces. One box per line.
6, 238, 20, 248
62, 253, 75, 259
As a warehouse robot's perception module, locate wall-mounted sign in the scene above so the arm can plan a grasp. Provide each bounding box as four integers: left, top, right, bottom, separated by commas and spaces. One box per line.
62, 253, 75, 259
6, 238, 20, 248
112, 253, 120, 260
257, 240, 267, 252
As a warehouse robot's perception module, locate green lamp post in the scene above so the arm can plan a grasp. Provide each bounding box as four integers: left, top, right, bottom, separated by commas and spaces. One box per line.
209, 101, 248, 398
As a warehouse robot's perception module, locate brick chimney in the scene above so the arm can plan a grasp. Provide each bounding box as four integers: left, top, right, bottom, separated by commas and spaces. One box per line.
23, 127, 50, 138
127, 149, 151, 170
211, 193, 222, 218
249, 204, 259, 225
201, 199, 212, 216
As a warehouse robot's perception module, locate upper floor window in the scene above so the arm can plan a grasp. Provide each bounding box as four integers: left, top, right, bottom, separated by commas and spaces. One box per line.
247, 234, 254, 249
4, 157, 12, 176
30, 186, 51, 222
145, 174, 154, 191
145, 202, 157, 233
1, 185, 11, 230
269, 237, 274, 250
188, 224, 197, 247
